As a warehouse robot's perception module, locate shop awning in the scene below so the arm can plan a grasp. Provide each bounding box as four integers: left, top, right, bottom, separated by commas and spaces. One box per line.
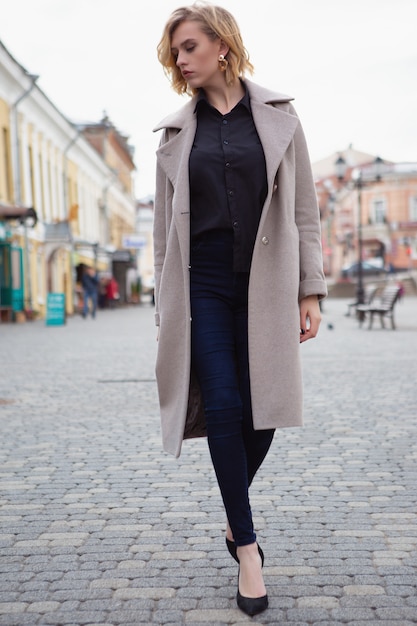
112, 249, 134, 263
0, 203, 37, 226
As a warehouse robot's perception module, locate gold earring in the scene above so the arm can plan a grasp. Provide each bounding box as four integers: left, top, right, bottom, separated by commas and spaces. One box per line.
218, 54, 228, 72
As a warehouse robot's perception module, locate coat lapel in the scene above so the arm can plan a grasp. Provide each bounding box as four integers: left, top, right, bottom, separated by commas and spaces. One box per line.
251, 100, 298, 184
155, 82, 298, 200
155, 100, 197, 267
154, 99, 197, 189
246, 80, 299, 229
154, 82, 299, 261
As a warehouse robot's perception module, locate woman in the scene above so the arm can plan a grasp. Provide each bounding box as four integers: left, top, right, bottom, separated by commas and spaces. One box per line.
153, 2, 327, 616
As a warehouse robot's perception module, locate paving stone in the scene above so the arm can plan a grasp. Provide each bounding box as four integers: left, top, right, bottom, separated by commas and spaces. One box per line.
0, 616, 40, 626
343, 584, 385, 596
296, 596, 340, 609
287, 608, 336, 622
114, 587, 176, 600
184, 608, 259, 622
331, 607, 377, 620
0, 298, 416, 624
0, 602, 27, 614
26, 601, 61, 612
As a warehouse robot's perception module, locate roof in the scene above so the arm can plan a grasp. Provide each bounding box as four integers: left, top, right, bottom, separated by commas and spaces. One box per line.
312, 146, 378, 180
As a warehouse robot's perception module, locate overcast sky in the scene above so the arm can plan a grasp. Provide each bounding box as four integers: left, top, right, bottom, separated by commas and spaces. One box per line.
2, 0, 416, 198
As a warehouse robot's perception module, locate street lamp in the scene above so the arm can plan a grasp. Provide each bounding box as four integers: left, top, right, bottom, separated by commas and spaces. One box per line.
335, 154, 384, 310
93, 242, 99, 270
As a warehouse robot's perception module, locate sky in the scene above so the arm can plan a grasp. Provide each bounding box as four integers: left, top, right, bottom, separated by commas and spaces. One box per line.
2, 0, 417, 198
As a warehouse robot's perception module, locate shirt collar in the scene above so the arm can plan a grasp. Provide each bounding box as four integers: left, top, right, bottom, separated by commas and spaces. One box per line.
194, 80, 251, 113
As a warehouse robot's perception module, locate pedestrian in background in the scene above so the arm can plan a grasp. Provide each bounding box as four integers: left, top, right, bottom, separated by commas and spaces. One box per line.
153, 2, 327, 616
98, 275, 109, 309
81, 266, 98, 319
106, 275, 120, 308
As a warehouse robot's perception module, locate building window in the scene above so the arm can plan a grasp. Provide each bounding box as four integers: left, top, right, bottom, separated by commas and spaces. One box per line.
2, 127, 12, 201
39, 153, 45, 219
28, 146, 36, 208
410, 196, 417, 222
372, 198, 386, 224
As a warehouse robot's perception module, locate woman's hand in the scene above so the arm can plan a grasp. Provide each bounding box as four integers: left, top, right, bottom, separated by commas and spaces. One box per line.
299, 295, 321, 343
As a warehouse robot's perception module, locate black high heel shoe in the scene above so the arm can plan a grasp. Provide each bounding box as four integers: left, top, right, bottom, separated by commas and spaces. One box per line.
236, 571, 268, 617
225, 538, 264, 567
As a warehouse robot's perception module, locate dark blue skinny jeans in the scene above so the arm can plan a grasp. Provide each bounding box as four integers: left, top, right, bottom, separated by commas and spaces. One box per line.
190, 230, 275, 547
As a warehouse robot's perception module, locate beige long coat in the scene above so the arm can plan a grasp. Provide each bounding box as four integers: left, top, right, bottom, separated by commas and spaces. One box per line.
153, 80, 327, 458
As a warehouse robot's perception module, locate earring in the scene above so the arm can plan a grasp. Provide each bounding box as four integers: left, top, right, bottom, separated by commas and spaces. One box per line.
218, 54, 228, 72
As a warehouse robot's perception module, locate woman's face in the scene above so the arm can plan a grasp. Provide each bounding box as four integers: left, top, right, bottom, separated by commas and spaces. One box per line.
171, 20, 227, 90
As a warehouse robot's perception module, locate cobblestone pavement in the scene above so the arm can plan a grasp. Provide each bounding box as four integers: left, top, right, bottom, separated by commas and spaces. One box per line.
0, 295, 416, 626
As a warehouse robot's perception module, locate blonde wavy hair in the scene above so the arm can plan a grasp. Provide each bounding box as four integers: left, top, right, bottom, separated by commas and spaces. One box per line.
157, 2, 254, 95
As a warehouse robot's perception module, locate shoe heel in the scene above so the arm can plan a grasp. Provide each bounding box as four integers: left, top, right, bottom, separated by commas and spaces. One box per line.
226, 537, 239, 563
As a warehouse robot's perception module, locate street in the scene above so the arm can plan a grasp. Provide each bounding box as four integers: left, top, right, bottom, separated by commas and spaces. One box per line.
1, 297, 416, 625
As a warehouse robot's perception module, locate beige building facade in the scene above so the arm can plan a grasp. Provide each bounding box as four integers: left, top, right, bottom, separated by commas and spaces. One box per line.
314, 147, 417, 281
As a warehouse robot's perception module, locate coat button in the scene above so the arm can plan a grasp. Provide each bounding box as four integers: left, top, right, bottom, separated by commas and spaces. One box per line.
261, 236, 269, 245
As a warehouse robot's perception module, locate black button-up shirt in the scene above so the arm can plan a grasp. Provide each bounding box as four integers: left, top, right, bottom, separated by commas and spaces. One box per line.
189, 85, 268, 271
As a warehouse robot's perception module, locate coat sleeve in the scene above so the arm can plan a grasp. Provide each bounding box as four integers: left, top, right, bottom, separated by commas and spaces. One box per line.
290, 106, 328, 301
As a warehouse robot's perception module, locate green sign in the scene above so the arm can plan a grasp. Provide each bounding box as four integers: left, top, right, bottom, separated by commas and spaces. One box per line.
46, 292, 66, 326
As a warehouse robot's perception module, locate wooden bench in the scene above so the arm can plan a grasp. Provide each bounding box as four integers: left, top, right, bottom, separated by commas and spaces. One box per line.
356, 284, 402, 329
345, 284, 378, 317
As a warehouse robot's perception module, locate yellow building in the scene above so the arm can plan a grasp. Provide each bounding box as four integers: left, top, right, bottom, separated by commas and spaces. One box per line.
0, 40, 137, 321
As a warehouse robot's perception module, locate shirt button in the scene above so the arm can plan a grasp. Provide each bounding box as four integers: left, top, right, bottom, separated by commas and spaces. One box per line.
228, 190, 234, 196
262, 236, 269, 245
233, 221, 238, 228
223, 119, 228, 124
225, 162, 231, 168
223, 140, 229, 145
